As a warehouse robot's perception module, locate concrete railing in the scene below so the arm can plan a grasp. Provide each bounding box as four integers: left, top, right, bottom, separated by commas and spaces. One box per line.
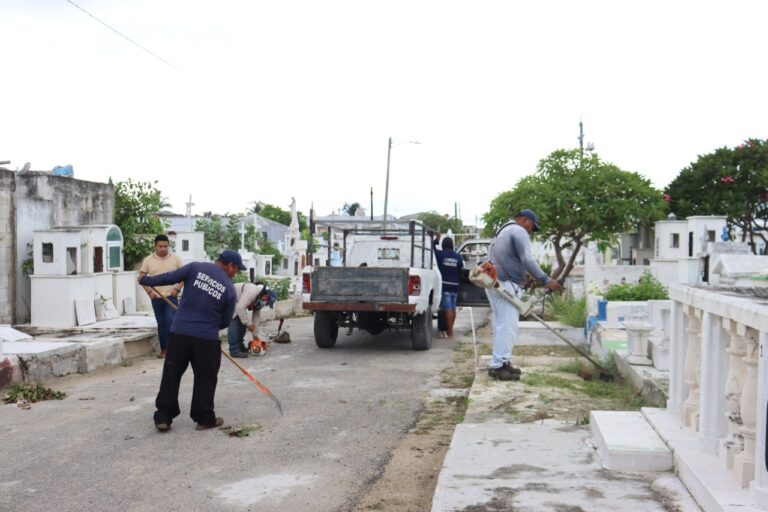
667, 283, 768, 507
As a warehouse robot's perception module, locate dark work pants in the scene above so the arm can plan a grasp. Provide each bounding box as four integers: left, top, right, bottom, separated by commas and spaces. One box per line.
154, 332, 222, 426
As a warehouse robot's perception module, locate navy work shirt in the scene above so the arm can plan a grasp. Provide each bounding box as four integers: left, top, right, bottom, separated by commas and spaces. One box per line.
140, 262, 237, 342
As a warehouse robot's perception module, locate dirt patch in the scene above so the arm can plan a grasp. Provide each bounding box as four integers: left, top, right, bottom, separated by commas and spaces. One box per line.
351, 339, 476, 512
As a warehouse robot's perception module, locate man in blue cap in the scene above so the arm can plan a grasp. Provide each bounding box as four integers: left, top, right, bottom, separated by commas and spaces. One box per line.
139, 249, 244, 432
486, 209, 561, 381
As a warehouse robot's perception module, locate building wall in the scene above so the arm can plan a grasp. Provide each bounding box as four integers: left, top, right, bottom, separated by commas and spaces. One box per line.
0, 169, 16, 323
11, 172, 114, 323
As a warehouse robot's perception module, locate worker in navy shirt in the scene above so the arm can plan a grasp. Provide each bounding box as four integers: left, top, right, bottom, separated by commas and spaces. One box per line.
433, 233, 464, 338
139, 249, 242, 432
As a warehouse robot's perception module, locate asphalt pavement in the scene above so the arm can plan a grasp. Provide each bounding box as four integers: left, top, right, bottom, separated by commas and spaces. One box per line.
0, 310, 487, 512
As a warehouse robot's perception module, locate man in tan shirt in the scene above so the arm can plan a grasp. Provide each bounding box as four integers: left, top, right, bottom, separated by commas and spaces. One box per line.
139, 234, 184, 358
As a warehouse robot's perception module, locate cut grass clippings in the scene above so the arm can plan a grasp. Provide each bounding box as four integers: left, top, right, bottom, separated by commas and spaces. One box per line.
222, 423, 262, 438
3, 383, 66, 404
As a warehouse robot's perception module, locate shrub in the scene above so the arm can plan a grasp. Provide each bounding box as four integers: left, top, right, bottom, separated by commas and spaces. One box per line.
603, 273, 667, 301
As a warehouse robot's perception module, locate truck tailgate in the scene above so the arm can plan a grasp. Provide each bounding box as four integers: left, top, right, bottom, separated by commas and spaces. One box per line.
311, 267, 409, 303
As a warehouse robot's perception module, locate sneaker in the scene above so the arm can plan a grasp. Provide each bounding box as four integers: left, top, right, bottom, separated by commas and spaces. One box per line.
155, 421, 171, 432
488, 365, 521, 381
230, 351, 248, 358
196, 417, 224, 431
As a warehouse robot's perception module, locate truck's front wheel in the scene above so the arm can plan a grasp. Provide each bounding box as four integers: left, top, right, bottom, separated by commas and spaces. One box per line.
411, 305, 433, 351
314, 311, 339, 348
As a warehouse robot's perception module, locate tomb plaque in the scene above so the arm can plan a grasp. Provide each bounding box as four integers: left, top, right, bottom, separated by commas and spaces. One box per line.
75, 299, 97, 326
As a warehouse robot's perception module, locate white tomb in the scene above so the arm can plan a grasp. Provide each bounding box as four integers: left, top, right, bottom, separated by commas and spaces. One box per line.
29, 225, 137, 327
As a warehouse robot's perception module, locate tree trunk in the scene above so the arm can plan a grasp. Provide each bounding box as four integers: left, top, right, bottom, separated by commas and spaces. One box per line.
561, 239, 584, 280
551, 237, 567, 281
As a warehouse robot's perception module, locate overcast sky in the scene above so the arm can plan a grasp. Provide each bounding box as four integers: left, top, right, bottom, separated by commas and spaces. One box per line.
2, 1, 767, 227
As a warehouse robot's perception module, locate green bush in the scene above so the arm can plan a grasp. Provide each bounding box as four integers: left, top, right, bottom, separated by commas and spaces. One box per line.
545, 293, 587, 327
603, 273, 668, 301
231, 275, 292, 300
259, 277, 292, 300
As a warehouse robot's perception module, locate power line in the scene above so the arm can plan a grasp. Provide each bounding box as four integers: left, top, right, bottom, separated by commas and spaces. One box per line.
63, 0, 180, 71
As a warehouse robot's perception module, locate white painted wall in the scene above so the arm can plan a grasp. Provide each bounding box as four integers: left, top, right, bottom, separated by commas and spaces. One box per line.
654, 220, 688, 260
33, 230, 81, 276
170, 231, 206, 264
112, 271, 138, 315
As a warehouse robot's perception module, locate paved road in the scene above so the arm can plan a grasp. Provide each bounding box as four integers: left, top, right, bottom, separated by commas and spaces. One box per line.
0, 310, 487, 512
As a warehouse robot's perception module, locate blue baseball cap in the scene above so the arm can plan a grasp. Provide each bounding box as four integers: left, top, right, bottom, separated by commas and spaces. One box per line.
219, 249, 247, 270
516, 209, 541, 232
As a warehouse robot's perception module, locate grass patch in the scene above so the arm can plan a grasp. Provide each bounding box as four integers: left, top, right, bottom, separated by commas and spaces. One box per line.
522, 371, 649, 410
3, 383, 66, 403
513, 345, 583, 357
545, 293, 587, 328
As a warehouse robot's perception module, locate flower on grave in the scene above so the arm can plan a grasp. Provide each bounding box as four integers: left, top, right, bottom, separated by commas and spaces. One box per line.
587, 281, 605, 296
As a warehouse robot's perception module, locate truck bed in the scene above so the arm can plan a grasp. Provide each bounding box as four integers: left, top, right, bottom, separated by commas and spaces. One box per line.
310, 267, 409, 303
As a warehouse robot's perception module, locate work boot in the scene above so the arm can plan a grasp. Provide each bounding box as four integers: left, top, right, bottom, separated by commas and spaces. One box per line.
503, 362, 522, 375
155, 421, 171, 432
196, 417, 224, 431
488, 364, 521, 381
230, 351, 248, 358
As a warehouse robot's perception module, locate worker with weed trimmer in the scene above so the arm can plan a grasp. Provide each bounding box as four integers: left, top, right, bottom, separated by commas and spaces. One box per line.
138, 249, 243, 432
486, 209, 560, 381
228, 282, 277, 358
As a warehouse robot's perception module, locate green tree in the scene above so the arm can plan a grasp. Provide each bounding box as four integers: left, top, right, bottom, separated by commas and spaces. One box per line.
114, 179, 168, 269
343, 202, 361, 216
483, 149, 666, 280
244, 223, 259, 253
254, 234, 282, 273
417, 211, 463, 234
665, 139, 768, 253
250, 201, 308, 231
195, 213, 227, 259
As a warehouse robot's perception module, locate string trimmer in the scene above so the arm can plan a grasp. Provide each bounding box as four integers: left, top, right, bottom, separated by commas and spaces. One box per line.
469, 262, 617, 382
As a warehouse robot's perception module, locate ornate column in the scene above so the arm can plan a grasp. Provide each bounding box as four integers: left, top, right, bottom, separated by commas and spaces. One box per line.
734, 329, 759, 487
748, 331, 768, 509
683, 306, 702, 430
624, 319, 654, 366
698, 313, 729, 455
722, 321, 748, 469
667, 299, 688, 417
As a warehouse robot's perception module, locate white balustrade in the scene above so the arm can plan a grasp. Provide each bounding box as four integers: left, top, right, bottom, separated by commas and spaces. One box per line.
666, 283, 768, 507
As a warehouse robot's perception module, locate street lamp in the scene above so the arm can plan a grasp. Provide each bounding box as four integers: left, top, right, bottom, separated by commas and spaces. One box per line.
383, 137, 420, 230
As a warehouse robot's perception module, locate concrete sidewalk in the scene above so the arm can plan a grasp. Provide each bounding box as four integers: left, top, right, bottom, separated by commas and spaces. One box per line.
432, 352, 702, 511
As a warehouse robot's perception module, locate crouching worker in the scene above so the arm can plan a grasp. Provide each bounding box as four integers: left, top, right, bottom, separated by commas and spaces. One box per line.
138, 249, 244, 432
228, 282, 277, 357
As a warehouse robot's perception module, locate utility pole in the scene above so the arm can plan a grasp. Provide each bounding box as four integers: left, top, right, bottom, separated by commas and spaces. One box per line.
383, 137, 392, 230
579, 120, 585, 161
370, 187, 373, 221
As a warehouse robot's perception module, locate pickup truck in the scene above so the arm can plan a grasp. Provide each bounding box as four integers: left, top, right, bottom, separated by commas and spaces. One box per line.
302, 220, 441, 350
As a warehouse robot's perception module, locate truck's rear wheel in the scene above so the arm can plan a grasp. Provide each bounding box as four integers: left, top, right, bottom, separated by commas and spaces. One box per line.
314, 312, 339, 348
411, 305, 433, 351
